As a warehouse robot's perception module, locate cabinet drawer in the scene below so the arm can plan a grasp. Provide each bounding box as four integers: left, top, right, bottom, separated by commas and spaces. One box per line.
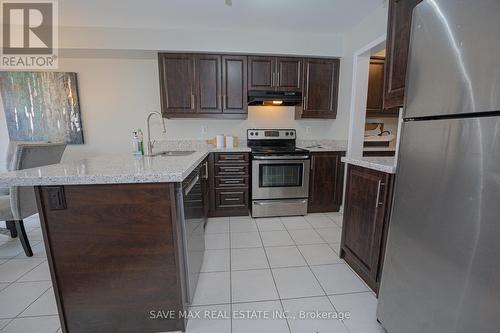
215, 176, 249, 188
214, 153, 249, 164
216, 189, 248, 208
215, 164, 249, 176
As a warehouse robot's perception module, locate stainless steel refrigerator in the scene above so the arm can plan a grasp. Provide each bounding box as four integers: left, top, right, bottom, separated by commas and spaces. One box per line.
377, 0, 500, 332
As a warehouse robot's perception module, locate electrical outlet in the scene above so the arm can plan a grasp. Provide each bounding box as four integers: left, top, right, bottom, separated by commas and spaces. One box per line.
305, 127, 312, 134
201, 126, 208, 134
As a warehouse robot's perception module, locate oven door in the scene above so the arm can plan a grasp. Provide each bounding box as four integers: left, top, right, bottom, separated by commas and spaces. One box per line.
252, 156, 310, 200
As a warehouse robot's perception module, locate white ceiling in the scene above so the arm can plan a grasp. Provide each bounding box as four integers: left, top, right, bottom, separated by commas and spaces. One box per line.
59, 0, 383, 34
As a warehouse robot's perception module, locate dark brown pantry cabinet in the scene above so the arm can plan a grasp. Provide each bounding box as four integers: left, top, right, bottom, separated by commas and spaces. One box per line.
340, 164, 395, 294
308, 151, 345, 213
383, 0, 423, 109
299, 58, 340, 119
366, 57, 398, 118
248, 56, 302, 92
159, 53, 247, 118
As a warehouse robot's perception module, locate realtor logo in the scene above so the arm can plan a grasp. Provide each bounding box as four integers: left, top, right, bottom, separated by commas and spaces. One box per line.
1, 0, 58, 69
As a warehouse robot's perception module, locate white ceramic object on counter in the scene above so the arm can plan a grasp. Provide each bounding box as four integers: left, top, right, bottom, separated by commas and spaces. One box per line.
216, 135, 224, 148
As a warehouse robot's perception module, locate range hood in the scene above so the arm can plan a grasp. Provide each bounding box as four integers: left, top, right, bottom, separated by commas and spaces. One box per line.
248, 90, 302, 106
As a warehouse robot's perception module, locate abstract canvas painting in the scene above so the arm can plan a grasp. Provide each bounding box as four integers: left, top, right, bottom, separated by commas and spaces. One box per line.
0, 72, 84, 144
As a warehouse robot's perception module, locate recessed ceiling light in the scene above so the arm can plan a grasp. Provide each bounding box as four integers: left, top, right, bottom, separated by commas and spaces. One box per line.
225, 0, 232, 7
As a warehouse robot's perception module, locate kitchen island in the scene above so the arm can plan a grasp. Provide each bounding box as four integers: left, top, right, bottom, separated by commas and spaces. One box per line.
0, 146, 249, 333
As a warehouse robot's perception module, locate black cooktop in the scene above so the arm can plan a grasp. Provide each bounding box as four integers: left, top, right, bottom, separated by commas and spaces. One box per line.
251, 147, 309, 155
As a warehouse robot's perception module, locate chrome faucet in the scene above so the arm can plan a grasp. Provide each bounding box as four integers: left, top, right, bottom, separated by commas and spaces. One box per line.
145, 111, 166, 156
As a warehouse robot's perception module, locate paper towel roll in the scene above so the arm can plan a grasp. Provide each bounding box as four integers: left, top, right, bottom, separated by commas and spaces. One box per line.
216, 135, 225, 149
225, 136, 234, 148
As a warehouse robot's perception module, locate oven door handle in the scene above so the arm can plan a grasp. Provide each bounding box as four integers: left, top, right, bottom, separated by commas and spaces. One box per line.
253, 155, 310, 160
254, 199, 307, 205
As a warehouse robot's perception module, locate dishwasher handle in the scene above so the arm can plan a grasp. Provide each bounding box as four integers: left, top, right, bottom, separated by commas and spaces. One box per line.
184, 174, 200, 196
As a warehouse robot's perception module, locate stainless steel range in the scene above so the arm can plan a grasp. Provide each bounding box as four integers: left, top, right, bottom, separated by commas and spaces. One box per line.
247, 129, 310, 218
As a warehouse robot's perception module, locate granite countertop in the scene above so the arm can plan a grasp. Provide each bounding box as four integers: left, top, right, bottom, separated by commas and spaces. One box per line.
0, 145, 251, 187
341, 156, 397, 174
297, 140, 347, 152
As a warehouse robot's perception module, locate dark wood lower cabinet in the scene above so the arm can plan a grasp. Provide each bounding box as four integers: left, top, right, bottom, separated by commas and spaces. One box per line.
340, 164, 395, 294
209, 152, 250, 217
308, 151, 345, 213
36, 183, 185, 333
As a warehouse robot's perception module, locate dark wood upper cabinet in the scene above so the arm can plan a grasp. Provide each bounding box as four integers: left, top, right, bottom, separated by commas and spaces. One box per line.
340, 165, 395, 294
159, 52, 339, 119
367, 57, 398, 118
248, 56, 275, 91
158, 53, 195, 115
275, 57, 302, 92
308, 152, 345, 213
195, 54, 222, 113
300, 58, 340, 119
383, 0, 423, 109
222, 55, 247, 114
248, 56, 302, 92
160, 53, 247, 118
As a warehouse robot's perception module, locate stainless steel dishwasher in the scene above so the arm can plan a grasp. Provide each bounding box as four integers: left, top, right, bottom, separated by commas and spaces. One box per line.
175, 166, 206, 304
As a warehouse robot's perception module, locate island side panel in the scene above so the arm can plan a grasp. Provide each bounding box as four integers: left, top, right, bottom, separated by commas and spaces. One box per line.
35, 183, 185, 333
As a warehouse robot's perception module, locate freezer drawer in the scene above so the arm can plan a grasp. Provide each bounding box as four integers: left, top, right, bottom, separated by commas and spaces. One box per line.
377, 116, 500, 333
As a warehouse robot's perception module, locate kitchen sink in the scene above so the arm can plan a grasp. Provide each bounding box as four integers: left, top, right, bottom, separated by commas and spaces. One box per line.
155, 150, 196, 157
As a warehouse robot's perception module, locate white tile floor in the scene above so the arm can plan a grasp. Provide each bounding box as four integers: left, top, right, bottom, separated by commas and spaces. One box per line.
0, 213, 386, 333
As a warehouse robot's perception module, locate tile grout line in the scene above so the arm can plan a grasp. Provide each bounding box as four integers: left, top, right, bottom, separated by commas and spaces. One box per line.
282, 214, 353, 333
256, 218, 292, 333
309, 214, 355, 333
0, 254, 49, 306
184, 289, 376, 308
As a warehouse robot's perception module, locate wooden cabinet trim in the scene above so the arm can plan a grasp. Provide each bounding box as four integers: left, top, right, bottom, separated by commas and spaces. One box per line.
340, 165, 395, 294
383, 0, 423, 109
308, 151, 345, 213
195, 54, 222, 113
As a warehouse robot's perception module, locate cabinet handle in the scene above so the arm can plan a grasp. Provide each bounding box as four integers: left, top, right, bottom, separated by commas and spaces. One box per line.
223, 95, 226, 108
191, 94, 195, 109
204, 162, 209, 180
375, 181, 385, 208
272, 72, 275, 87
225, 198, 240, 201
219, 95, 222, 108
310, 157, 314, 170
276, 72, 280, 86
223, 180, 241, 184
223, 167, 244, 171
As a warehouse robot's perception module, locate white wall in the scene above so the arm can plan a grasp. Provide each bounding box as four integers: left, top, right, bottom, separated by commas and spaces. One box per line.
0, 50, 349, 164
338, 4, 389, 157
58, 26, 343, 57
0, 7, 388, 165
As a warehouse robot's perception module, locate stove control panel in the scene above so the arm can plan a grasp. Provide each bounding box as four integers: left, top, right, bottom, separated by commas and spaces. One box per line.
247, 129, 296, 140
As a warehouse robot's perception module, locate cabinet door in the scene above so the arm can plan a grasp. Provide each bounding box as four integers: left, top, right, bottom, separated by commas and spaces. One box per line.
301, 58, 340, 119
275, 57, 302, 92
222, 55, 247, 114
366, 57, 385, 115
195, 54, 222, 113
158, 53, 195, 116
340, 165, 392, 293
248, 56, 275, 91
308, 152, 344, 213
383, 0, 423, 109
